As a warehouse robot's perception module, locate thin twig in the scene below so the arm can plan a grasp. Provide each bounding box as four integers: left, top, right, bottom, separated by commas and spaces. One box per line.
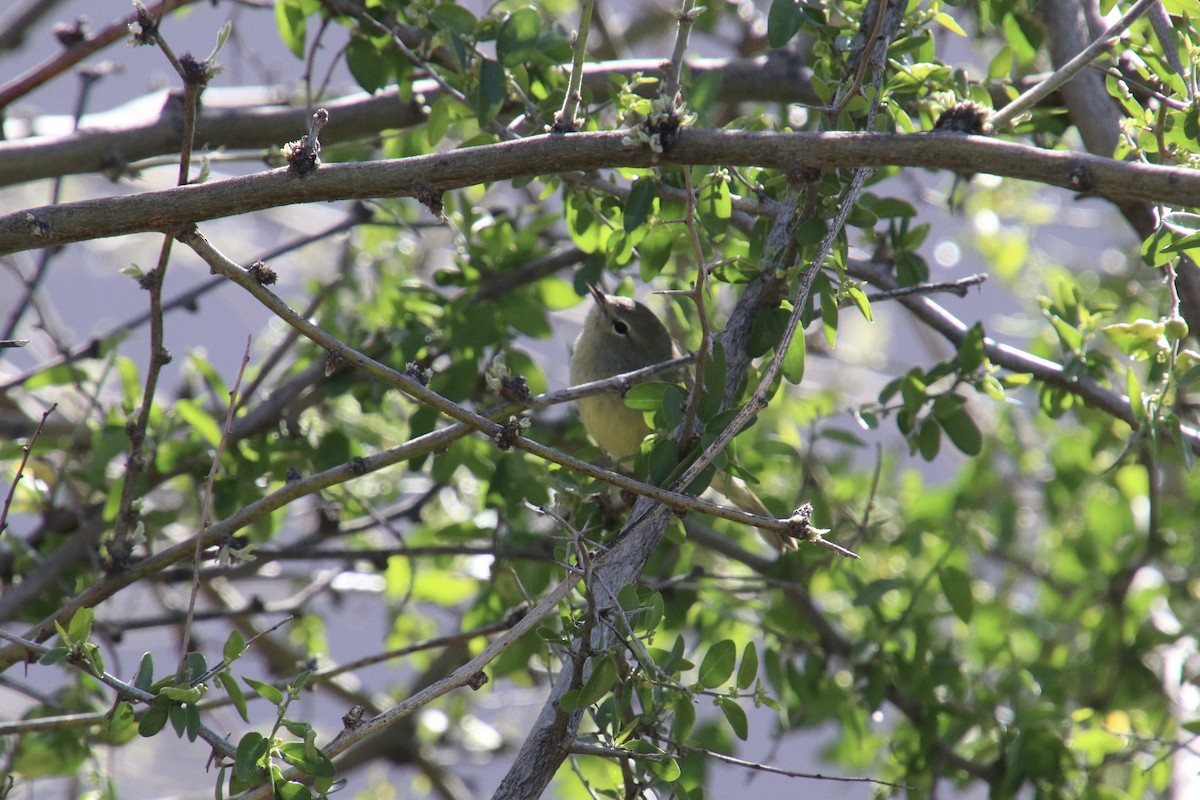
0, 207, 370, 394
236, 569, 582, 800
863, 273, 987, 302
659, 0, 700, 104
675, 169, 713, 443
110, 13, 210, 565
176, 338, 251, 681
0, 629, 236, 758
988, 0, 1158, 131
0, 0, 199, 111
0, 403, 57, 536
1, 65, 110, 342
554, 0, 596, 131
679, 743, 915, 791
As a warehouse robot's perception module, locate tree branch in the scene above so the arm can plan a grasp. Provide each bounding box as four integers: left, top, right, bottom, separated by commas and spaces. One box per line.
0, 54, 817, 188
3, 128, 1196, 255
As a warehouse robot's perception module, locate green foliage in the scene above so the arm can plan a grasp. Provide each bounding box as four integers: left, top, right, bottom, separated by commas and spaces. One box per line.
4, 1, 1200, 799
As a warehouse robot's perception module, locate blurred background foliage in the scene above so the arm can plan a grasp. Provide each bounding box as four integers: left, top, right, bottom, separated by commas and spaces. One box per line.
2, 0, 1200, 798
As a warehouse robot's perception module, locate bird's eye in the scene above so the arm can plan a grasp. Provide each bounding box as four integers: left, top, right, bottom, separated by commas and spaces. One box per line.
612, 319, 629, 336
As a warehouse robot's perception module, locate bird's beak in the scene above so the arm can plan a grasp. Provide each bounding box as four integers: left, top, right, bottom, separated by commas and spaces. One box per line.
586, 283, 607, 310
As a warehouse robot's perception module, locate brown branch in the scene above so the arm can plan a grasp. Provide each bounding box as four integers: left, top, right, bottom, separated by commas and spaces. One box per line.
845, 259, 1200, 453
3, 129, 1196, 256
0, 54, 816, 189
0, 0, 201, 111
0, 0, 70, 53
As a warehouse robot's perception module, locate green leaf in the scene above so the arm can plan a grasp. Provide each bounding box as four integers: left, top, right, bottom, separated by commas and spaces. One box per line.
736, 642, 758, 690
846, 285, 873, 322
430, 3, 477, 36
624, 740, 681, 781
274, 0, 308, 59
67, 607, 94, 644
138, 706, 170, 737
426, 97, 451, 146
161, 684, 207, 703
175, 398, 223, 448
39, 646, 69, 665
717, 697, 749, 740
988, 45, 1014, 80
767, 0, 804, 48
279, 741, 336, 778
959, 323, 986, 372
234, 732, 268, 782
276, 781, 312, 800
578, 655, 619, 707
782, 328, 805, 384
672, 695, 696, 742
1127, 366, 1145, 422
917, 417, 940, 460
473, 58, 506, 125
224, 630, 246, 663
933, 397, 982, 456
182, 651, 209, 684
497, 7, 541, 67
624, 382, 671, 411
346, 37, 390, 94
934, 12, 966, 36
939, 566, 975, 623
134, 652, 155, 691
697, 640, 736, 689
243, 677, 285, 705
219, 671, 251, 723
639, 225, 674, 279
701, 178, 732, 221
624, 178, 657, 232
821, 287, 839, 347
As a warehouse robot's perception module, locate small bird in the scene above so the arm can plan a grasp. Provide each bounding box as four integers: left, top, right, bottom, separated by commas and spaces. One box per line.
569, 285, 790, 551
569, 285, 675, 463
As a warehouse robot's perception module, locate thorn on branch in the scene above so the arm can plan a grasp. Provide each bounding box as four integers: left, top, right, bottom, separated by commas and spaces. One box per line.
179, 53, 210, 88
486, 359, 532, 403
341, 705, 365, 730
1069, 160, 1096, 193
24, 211, 49, 238
932, 101, 990, 134
283, 108, 328, 176
325, 347, 345, 376
414, 182, 445, 219
53, 19, 89, 49
405, 362, 432, 386
128, 2, 159, 46
494, 416, 530, 451
783, 502, 859, 559
247, 260, 277, 286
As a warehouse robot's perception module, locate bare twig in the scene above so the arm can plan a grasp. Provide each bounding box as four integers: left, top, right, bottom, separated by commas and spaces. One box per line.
659, 0, 701, 104
0, 0, 200, 111
989, 0, 1158, 131
675, 169, 714, 442
0, 403, 56, 536
679, 743, 914, 790
553, 0, 597, 131
109, 14, 210, 567
176, 338, 251, 680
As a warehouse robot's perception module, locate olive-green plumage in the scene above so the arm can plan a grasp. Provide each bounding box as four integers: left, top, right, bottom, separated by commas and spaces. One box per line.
569, 285, 790, 552
569, 286, 674, 462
